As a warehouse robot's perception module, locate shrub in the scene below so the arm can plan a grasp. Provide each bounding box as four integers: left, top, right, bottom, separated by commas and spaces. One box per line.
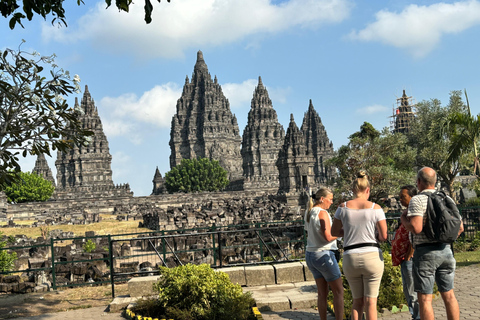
83, 239, 96, 253
0, 233, 17, 272
131, 264, 256, 320
165, 158, 229, 193
3, 171, 54, 203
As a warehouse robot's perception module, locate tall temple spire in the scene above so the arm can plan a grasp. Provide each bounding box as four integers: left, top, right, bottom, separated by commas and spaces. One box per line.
301, 100, 335, 184
55, 85, 114, 191
277, 113, 314, 193
241, 77, 284, 189
169, 51, 243, 181
32, 153, 55, 187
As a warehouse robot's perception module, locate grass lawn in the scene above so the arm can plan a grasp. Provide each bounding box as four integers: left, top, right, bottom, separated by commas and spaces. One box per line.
455, 250, 480, 267
0, 214, 151, 238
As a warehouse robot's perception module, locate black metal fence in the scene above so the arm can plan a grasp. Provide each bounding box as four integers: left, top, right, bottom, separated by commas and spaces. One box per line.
0, 207, 479, 296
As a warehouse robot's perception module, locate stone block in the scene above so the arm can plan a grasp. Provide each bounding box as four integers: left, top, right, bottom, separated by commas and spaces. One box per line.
288, 292, 317, 309
273, 262, 304, 284
217, 266, 246, 286
245, 265, 275, 286
128, 275, 160, 297
109, 296, 137, 312
255, 296, 291, 312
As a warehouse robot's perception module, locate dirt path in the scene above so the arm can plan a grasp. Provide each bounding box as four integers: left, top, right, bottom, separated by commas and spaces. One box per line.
0, 284, 128, 319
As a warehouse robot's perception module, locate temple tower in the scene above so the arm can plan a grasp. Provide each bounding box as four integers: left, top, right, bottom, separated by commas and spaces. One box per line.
151, 167, 165, 195
277, 114, 315, 193
241, 77, 284, 189
32, 153, 56, 186
300, 100, 336, 184
169, 51, 242, 180
392, 90, 416, 134
55, 85, 114, 191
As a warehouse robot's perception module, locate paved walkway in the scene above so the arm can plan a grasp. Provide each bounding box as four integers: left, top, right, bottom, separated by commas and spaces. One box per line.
260, 263, 480, 320
16, 264, 480, 320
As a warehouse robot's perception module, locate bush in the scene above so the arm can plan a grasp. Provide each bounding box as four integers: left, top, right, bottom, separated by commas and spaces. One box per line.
83, 239, 96, 253
0, 233, 17, 272
3, 171, 54, 203
165, 158, 229, 193
131, 264, 256, 320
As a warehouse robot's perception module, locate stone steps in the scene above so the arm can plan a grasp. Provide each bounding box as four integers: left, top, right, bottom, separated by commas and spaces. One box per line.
109, 261, 316, 313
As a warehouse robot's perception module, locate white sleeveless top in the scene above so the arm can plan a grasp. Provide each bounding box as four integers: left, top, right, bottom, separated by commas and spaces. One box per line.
334, 202, 386, 255
304, 207, 338, 252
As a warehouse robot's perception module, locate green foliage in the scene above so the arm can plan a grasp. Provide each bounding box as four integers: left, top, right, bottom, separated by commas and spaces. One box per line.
0, 233, 17, 272
0, 42, 93, 187
328, 123, 416, 203
165, 158, 229, 193
135, 264, 256, 320
1, 0, 171, 29
408, 91, 470, 198
378, 251, 405, 312
83, 239, 96, 253
3, 171, 54, 203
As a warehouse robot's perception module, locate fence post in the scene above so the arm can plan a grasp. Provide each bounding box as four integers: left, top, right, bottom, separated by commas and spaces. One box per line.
211, 225, 217, 266
108, 235, 115, 298
257, 223, 263, 261
161, 230, 166, 266
50, 238, 56, 290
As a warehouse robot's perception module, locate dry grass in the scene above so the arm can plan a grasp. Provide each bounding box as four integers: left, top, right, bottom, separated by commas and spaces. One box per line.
0, 214, 151, 238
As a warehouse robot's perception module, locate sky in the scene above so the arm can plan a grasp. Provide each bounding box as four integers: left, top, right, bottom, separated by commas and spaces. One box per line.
3, 0, 480, 196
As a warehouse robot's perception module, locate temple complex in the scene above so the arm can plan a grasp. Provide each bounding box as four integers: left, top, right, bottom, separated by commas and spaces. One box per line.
168, 51, 336, 194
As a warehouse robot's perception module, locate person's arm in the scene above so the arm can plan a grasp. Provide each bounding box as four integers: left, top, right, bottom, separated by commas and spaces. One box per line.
400, 211, 423, 234
376, 219, 388, 242
318, 210, 337, 242
331, 217, 344, 237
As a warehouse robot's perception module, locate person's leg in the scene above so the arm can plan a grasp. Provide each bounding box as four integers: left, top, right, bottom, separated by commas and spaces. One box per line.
418, 292, 434, 320
364, 296, 378, 320
327, 277, 344, 320
315, 277, 329, 320
401, 260, 419, 320
440, 289, 459, 320
435, 246, 458, 320
362, 251, 384, 320
342, 253, 364, 320
351, 297, 365, 320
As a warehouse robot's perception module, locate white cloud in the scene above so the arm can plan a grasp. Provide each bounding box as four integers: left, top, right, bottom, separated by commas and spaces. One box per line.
349, 0, 480, 57
356, 104, 388, 114
222, 79, 258, 109
42, 0, 352, 59
223, 78, 292, 110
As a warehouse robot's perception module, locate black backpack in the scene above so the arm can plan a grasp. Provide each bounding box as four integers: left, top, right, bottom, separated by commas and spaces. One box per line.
423, 191, 462, 243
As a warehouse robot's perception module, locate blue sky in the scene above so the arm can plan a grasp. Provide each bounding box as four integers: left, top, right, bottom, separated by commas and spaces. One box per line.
3, 0, 480, 196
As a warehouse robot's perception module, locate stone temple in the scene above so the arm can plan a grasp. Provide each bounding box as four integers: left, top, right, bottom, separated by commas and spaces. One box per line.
166, 51, 336, 195
34, 51, 336, 198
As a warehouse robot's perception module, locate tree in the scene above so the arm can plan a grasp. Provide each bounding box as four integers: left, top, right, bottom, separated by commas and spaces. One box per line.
444, 90, 480, 177
328, 122, 416, 203
0, 42, 93, 187
3, 171, 54, 203
165, 158, 229, 193
408, 91, 471, 198
1, 0, 171, 29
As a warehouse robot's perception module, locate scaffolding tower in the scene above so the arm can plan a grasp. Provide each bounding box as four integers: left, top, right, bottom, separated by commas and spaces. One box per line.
390, 90, 416, 134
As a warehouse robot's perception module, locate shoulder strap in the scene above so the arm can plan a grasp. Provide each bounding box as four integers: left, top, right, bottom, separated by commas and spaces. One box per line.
371, 202, 375, 209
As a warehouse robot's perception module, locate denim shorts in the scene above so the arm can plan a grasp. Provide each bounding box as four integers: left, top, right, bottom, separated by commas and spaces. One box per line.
413, 244, 456, 294
305, 250, 341, 282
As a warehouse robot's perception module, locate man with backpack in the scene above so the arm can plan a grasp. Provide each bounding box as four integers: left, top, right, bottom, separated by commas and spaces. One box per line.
400, 167, 464, 320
